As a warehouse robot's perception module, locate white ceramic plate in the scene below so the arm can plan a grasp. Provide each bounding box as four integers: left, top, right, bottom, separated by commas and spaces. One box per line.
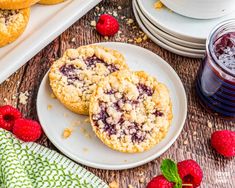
136, 0, 235, 43
37, 42, 187, 170
135, 0, 206, 50
134, 0, 205, 51
133, 1, 204, 59
0, 0, 101, 84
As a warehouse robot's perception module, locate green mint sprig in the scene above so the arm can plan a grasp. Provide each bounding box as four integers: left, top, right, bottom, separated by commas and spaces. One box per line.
160, 159, 182, 188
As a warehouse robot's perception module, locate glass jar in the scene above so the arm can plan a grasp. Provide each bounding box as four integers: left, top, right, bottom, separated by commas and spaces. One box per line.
196, 19, 235, 119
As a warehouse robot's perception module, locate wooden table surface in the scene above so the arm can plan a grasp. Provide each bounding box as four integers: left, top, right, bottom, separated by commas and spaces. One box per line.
0, 0, 234, 187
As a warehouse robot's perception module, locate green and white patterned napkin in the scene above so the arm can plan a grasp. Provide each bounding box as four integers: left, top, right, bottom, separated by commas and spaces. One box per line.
0, 129, 108, 188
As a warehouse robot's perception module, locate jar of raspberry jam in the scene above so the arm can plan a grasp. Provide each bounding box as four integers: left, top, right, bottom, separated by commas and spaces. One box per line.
196, 19, 235, 119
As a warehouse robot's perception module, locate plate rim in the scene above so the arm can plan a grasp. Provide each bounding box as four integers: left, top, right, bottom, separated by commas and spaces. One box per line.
135, 0, 205, 49
136, 0, 206, 42
135, 0, 205, 52
132, 1, 204, 59
37, 42, 188, 170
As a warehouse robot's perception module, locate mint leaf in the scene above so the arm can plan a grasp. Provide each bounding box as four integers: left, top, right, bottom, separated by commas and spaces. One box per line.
160, 159, 182, 187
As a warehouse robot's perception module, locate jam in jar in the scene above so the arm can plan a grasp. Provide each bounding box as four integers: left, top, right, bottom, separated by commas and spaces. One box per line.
196, 20, 235, 119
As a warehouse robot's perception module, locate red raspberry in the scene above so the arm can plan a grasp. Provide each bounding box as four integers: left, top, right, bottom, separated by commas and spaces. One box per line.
13, 119, 42, 142
147, 175, 174, 188
211, 130, 235, 157
96, 14, 119, 36
177, 160, 203, 188
0, 105, 22, 131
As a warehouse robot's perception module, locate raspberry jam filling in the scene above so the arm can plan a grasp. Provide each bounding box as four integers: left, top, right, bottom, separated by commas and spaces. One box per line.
0, 10, 19, 25
84, 56, 119, 72
60, 55, 119, 84
213, 32, 235, 75
92, 84, 164, 143
59, 64, 81, 84
137, 84, 154, 96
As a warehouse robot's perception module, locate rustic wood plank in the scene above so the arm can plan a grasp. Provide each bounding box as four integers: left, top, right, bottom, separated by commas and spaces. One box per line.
0, 0, 234, 187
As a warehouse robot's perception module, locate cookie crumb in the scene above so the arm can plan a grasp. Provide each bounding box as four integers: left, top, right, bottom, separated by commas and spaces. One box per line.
193, 131, 197, 136
95, 6, 100, 11
50, 93, 56, 99
109, 181, 119, 188
63, 128, 72, 139
63, 113, 69, 117
3, 98, 8, 103
19, 91, 29, 105
127, 18, 134, 25
104, 36, 109, 40
47, 104, 53, 110
143, 34, 148, 41
71, 37, 76, 42
139, 177, 145, 183
128, 185, 134, 188
84, 118, 90, 123
83, 148, 89, 152
135, 37, 142, 43
90, 20, 96, 27
154, 1, 164, 9
113, 11, 118, 17
118, 6, 122, 10
207, 120, 213, 128
183, 140, 188, 145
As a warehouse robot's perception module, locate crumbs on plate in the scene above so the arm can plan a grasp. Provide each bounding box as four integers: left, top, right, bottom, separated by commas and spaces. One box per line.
154, 1, 164, 9
63, 128, 73, 139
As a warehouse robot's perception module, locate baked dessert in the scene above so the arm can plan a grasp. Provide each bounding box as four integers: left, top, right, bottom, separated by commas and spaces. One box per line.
38, 0, 65, 5
89, 70, 173, 153
49, 45, 128, 115
0, 9, 30, 47
0, 0, 38, 9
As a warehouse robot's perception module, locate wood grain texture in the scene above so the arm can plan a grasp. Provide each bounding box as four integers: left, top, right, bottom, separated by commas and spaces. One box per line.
0, 0, 234, 187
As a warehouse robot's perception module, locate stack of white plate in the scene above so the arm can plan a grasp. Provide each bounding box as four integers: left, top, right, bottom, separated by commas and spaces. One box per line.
133, 0, 235, 58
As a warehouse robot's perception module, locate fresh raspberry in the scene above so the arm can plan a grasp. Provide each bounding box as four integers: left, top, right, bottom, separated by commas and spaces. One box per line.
211, 130, 235, 157
0, 105, 22, 131
96, 14, 119, 36
177, 160, 203, 188
13, 119, 42, 142
147, 175, 174, 188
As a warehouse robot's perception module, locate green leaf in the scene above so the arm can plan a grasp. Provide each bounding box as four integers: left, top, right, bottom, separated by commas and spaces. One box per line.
160, 159, 182, 187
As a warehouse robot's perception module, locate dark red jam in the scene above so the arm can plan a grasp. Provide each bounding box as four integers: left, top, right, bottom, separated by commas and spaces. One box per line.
196, 20, 235, 119
213, 32, 235, 75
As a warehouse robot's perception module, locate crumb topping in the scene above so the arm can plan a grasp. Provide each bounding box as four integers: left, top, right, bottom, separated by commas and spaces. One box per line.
0, 10, 20, 25
90, 71, 172, 152
49, 45, 127, 115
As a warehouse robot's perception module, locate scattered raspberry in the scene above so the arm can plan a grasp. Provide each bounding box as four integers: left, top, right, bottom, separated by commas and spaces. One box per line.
96, 14, 119, 36
13, 119, 42, 142
177, 160, 203, 188
211, 130, 235, 157
0, 105, 22, 131
147, 175, 174, 188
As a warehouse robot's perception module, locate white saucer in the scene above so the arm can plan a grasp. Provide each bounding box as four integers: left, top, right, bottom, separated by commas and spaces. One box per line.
37, 42, 187, 170
133, 1, 205, 58
134, 0, 205, 50
136, 0, 235, 43
134, 0, 205, 51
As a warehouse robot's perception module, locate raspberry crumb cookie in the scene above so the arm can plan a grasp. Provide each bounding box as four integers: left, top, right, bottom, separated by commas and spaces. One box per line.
0, 9, 30, 47
38, 0, 65, 5
49, 45, 128, 115
0, 0, 38, 9
89, 70, 173, 153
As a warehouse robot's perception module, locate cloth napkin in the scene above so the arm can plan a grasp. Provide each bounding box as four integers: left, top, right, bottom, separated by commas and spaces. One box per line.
0, 129, 108, 188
